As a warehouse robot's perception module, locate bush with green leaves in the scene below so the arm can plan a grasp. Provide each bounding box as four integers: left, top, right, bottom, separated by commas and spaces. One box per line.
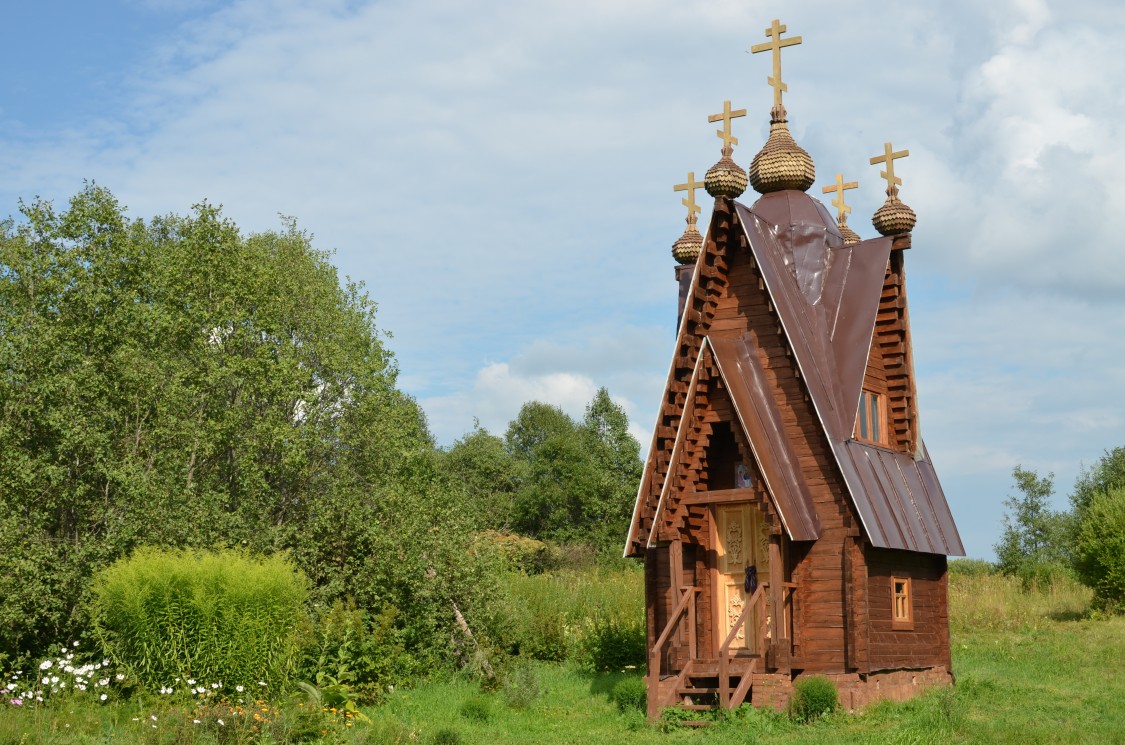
789, 675, 838, 722
1073, 487, 1125, 612
90, 547, 308, 691
580, 614, 646, 673
609, 675, 647, 714
299, 598, 404, 704
502, 660, 541, 710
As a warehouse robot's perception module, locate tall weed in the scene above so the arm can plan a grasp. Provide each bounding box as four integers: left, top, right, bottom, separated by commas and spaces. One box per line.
949, 570, 1091, 633
89, 547, 308, 691
502, 566, 643, 667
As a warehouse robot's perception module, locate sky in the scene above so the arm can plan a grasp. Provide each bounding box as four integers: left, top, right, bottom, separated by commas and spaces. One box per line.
2, 0, 1123, 559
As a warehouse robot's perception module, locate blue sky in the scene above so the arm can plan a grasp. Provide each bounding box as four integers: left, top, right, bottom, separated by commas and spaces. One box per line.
3, 0, 1123, 559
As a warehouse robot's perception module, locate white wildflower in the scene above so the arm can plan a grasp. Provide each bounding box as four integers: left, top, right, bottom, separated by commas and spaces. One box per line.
235, 685, 244, 692
39, 661, 52, 671
100, 694, 108, 701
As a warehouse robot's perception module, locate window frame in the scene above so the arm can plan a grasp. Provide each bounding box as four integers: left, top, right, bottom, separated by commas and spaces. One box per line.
891, 576, 913, 630
854, 388, 889, 446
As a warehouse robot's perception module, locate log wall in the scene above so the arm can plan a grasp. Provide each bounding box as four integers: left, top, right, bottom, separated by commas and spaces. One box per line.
865, 547, 950, 671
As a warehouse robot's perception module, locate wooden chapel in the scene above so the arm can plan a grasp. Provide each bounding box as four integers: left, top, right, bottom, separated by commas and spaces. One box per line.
624, 20, 965, 717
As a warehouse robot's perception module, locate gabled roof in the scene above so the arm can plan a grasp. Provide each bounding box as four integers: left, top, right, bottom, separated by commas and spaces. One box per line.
626, 191, 964, 557
646, 337, 821, 547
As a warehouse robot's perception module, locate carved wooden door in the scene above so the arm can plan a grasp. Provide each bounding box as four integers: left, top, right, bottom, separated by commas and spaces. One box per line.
715, 503, 769, 654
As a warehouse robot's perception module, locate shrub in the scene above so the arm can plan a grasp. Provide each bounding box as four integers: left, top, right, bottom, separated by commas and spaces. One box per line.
502, 660, 541, 710
581, 614, 646, 673
458, 694, 493, 722
789, 675, 838, 722
298, 598, 404, 703
89, 547, 308, 691
1073, 486, 1125, 612
609, 676, 647, 714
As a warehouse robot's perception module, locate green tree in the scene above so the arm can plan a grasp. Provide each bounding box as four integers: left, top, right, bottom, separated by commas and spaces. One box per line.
503, 392, 642, 552
1071, 447, 1125, 517
0, 185, 495, 667
994, 467, 1070, 581
1073, 486, 1125, 612
439, 422, 521, 531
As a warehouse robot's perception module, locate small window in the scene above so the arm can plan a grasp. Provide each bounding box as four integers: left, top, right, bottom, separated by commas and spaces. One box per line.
892, 577, 912, 629
855, 389, 887, 445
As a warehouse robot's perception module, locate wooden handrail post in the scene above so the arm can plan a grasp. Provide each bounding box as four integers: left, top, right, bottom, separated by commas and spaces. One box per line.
688, 589, 697, 660
646, 586, 700, 719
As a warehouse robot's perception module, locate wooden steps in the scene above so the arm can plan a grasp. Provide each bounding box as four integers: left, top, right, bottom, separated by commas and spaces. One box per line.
663, 656, 761, 719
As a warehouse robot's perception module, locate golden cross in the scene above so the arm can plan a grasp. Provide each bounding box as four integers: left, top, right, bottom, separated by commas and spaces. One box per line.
821, 174, 859, 221
708, 100, 747, 150
750, 19, 802, 108
869, 141, 910, 191
673, 172, 706, 219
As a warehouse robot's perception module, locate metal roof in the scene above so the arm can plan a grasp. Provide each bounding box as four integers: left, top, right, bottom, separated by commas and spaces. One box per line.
735, 193, 964, 556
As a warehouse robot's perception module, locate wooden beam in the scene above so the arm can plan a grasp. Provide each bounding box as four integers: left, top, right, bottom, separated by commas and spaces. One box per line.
681, 487, 756, 505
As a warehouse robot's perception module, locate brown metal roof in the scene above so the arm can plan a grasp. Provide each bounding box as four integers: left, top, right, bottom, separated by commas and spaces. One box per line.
735, 193, 964, 556
709, 335, 822, 541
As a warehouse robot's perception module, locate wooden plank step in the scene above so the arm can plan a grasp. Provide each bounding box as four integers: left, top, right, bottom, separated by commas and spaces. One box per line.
678, 686, 719, 695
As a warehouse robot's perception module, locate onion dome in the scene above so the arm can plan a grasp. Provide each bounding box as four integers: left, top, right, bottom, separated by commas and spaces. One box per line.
838, 219, 861, 244
672, 214, 704, 264
705, 144, 748, 198
872, 186, 917, 236
749, 106, 815, 194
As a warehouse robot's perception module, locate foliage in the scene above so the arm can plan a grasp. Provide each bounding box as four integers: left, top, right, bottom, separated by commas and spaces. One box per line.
503, 390, 642, 552
0, 185, 505, 678
946, 558, 996, 577
579, 615, 646, 673
90, 547, 308, 691
949, 565, 1090, 633
440, 425, 521, 533
1, 641, 122, 707
788, 675, 838, 722
501, 660, 540, 710
994, 467, 1072, 585
473, 531, 560, 575
608, 676, 646, 714
298, 598, 404, 704
1073, 486, 1125, 613
500, 566, 643, 665
1070, 446, 1125, 517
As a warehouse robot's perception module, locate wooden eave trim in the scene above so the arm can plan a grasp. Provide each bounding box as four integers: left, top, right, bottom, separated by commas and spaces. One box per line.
625, 201, 734, 557
646, 338, 712, 550
681, 487, 757, 506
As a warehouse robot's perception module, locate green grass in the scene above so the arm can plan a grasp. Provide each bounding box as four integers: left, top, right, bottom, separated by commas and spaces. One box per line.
3, 571, 1124, 743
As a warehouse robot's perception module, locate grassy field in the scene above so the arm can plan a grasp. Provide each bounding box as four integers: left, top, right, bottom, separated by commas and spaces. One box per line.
3, 569, 1124, 744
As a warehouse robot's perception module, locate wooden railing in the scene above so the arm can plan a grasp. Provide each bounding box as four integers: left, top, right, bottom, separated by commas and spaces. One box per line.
717, 581, 798, 709
718, 584, 765, 708
647, 586, 700, 718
